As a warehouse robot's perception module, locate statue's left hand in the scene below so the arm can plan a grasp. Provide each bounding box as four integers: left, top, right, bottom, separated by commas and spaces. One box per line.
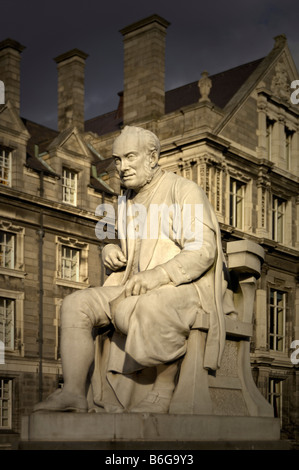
125, 266, 170, 296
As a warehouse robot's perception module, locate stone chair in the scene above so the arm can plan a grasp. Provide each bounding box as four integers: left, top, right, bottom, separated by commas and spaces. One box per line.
169, 239, 274, 418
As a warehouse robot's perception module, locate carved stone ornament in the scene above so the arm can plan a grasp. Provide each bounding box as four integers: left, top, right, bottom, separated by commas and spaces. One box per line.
270, 61, 290, 101
198, 71, 212, 102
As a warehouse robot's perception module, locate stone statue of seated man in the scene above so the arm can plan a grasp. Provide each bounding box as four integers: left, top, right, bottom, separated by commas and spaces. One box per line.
34, 125, 235, 414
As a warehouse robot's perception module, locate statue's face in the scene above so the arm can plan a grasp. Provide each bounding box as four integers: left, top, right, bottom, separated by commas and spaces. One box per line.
113, 132, 157, 190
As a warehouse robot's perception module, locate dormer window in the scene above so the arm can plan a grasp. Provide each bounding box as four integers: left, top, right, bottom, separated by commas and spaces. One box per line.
62, 168, 77, 206
0, 147, 11, 186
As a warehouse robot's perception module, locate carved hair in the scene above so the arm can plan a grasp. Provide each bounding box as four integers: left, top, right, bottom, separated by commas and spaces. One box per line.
118, 126, 161, 158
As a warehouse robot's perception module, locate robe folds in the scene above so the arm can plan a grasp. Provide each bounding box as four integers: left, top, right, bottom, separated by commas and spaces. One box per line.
90, 170, 235, 410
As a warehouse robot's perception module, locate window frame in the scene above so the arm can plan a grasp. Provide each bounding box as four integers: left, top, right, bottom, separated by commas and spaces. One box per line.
271, 195, 286, 243
268, 377, 283, 421
0, 222, 25, 278
269, 288, 287, 353
0, 297, 15, 352
0, 289, 24, 357
62, 168, 78, 206
0, 147, 12, 187
0, 377, 12, 429
61, 245, 80, 282
55, 236, 89, 289
284, 127, 293, 171
266, 117, 275, 162
0, 230, 15, 269
229, 177, 245, 230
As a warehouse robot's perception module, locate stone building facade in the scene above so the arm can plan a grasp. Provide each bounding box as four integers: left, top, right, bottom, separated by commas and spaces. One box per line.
0, 15, 298, 447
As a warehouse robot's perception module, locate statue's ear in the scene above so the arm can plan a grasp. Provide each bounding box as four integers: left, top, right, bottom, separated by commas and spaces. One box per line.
150, 150, 159, 168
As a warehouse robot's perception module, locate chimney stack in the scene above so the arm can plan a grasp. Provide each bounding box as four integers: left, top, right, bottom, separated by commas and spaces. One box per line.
54, 49, 88, 132
0, 38, 25, 114
120, 15, 170, 125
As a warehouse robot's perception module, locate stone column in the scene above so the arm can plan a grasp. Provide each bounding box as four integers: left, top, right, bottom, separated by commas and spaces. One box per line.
120, 14, 170, 125
0, 38, 25, 114
54, 49, 88, 132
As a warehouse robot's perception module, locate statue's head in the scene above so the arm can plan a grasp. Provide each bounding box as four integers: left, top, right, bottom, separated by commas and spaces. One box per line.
112, 126, 160, 190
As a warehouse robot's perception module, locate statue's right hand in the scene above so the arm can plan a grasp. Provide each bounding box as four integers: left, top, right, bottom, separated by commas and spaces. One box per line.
102, 244, 127, 271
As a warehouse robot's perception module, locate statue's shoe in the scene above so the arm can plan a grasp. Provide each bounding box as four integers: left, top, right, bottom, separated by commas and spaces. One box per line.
33, 389, 88, 413
130, 391, 172, 413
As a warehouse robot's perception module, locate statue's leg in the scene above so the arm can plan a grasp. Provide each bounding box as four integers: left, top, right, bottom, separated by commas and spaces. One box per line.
33, 286, 123, 412
131, 361, 179, 412
125, 284, 198, 413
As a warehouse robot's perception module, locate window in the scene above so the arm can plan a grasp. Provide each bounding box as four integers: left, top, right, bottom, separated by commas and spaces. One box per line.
55, 236, 89, 288
0, 378, 12, 429
269, 378, 282, 419
0, 223, 25, 277
269, 289, 286, 352
0, 148, 11, 186
0, 231, 15, 269
62, 168, 77, 206
0, 289, 24, 357
229, 178, 245, 229
285, 128, 293, 171
0, 297, 15, 351
272, 195, 285, 243
266, 118, 275, 161
61, 246, 80, 282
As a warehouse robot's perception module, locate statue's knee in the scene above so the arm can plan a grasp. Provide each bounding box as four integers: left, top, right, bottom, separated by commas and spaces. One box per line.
134, 294, 155, 324
62, 290, 81, 312
61, 290, 90, 327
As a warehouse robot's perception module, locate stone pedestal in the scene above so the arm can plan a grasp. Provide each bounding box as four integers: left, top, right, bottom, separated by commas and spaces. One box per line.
20, 412, 285, 450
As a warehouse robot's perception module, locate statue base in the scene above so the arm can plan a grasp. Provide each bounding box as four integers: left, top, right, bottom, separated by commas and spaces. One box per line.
19, 412, 289, 450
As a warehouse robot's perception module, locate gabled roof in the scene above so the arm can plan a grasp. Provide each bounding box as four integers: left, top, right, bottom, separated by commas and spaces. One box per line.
22, 118, 59, 176
214, 34, 299, 134
84, 58, 264, 136
165, 58, 264, 113
22, 117, 116, 193
22, 118, 59, 156
85, 110, 123, 137
94, 156, 115, 175
90, 175, 116, 195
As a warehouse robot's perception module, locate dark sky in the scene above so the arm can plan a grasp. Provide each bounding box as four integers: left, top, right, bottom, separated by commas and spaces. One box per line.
1, 0, 299, 130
